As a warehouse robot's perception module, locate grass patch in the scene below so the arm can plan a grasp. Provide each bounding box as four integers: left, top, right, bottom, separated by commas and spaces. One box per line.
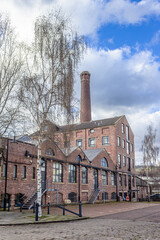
28, 214, 80, 222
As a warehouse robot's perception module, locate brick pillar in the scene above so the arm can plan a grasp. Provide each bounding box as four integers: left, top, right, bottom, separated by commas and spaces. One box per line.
80, 71, 91, 122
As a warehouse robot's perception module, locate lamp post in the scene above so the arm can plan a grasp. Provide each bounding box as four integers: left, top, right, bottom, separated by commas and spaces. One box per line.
77, 155, 82, 203
115, 165, 119, 202
76, 154, 86, 203
3, 132, 17, 211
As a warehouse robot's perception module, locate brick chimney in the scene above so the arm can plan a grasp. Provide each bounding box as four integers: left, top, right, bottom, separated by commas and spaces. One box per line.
80, 71, 91, 122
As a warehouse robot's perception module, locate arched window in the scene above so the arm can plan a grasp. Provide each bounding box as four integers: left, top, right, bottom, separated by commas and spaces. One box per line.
68, 192, 77, 202
45, 148, 54, 156
101, 157, 108, 167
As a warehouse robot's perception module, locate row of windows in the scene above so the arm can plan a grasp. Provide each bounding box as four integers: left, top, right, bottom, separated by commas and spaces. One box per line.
119, 174, 135, 187
3, 165, 36, 179
117, 136, 133, 153
121, 124, 130, 141
118, 155, 134, 169
76, 136, 109, 148
53, 162, 116, 185
68, 191, 117, 202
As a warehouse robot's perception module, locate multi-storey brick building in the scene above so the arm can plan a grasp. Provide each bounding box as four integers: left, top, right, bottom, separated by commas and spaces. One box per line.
0, 71, 137, 209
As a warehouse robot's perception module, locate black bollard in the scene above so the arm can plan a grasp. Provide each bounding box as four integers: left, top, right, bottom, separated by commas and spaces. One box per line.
8, 203, 10, 212
79, 201, 82, 217
47, 202, 50, 215
35, 203, 39, 221
63, 203, 65, 215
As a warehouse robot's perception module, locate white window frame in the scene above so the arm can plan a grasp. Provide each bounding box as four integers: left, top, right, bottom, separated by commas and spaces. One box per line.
102, 136, 109, 146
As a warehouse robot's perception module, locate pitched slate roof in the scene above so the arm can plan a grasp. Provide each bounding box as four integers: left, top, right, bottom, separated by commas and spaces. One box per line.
59, 116, 123, 132
61, 146, 78, 156
83, 148, 104, 162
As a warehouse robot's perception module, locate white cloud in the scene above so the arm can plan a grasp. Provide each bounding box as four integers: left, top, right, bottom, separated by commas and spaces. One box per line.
1, 0, 160, 41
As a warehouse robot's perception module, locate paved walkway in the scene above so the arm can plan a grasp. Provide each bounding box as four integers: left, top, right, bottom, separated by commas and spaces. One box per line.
1, 203, 160, 240
0, 202, 160, 225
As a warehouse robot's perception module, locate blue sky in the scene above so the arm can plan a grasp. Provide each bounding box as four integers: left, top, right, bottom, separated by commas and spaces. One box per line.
1, 0, 160, 164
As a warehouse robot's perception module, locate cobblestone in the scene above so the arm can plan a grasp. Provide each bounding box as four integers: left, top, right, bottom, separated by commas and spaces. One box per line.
0, 218, 160, 240
0, 202, 160, 240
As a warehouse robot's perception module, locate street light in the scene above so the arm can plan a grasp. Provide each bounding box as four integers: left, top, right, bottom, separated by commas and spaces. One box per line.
115, 165, 119, 202
3, 132, 17, 211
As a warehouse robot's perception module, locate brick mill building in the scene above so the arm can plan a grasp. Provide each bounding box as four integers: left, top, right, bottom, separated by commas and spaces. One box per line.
0, 71, 138, 209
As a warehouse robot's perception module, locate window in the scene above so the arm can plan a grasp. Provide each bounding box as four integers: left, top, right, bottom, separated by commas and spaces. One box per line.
68, 192, 77, 202
89, 137, 95, 147
122, 123, 125, 133
111, 172, 115, 185
69, 164, 76, 183
126, 126, 129, 141
101, 157, 108, 168
102, 192, 108, 200
118, 154, 121, 168
127, 157, 131, 171
76, 139, 82, 148
126, 142, 130, 154
132, 176, 135, 187
45, 148, 54, 156
117, 136, 121, 146
3, 164, 6, 177
53, 162, 63, 182
90, 129, 94, 133
124, 175, 127, 186
123, 156, 126, 167
133, 192, 135, 198
32, 167, 36, 179
111, 192, 116, 199
102, 171, 108, 185
13, 165, 17, 178
23, 166, 26, 179
122, 139, 125, 148
102, 136, 109, 146
131, 144, 133, 152
119, 174, 122, 186
82, 167, 87, 184
132, 159, 134, 168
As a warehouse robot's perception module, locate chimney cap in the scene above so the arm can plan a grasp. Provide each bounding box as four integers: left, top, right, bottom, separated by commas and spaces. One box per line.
80, 71, 91, 78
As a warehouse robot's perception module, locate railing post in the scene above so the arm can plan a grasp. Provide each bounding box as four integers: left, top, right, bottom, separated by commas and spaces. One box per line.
33, 202, 35, 213
20, 203, 22, 213
47, 202, 50, 215
8, 202, 10, 212
79, 201, 82, 217
63, 203, 65, 215
35, 203, 39, 221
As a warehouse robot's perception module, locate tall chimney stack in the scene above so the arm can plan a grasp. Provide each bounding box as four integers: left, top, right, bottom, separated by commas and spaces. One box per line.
80, 71, 91, 122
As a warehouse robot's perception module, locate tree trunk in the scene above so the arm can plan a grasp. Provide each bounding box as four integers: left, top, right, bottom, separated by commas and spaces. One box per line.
37, 136, 42, 217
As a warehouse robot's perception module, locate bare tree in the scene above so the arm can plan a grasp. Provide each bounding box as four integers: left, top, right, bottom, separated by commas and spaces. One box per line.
0, 14, 24, 137
141, 125, 159, 199
19, 11, 86, 216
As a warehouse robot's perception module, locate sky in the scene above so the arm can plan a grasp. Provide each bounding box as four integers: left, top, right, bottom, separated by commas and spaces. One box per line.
1, 0, 160, 165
